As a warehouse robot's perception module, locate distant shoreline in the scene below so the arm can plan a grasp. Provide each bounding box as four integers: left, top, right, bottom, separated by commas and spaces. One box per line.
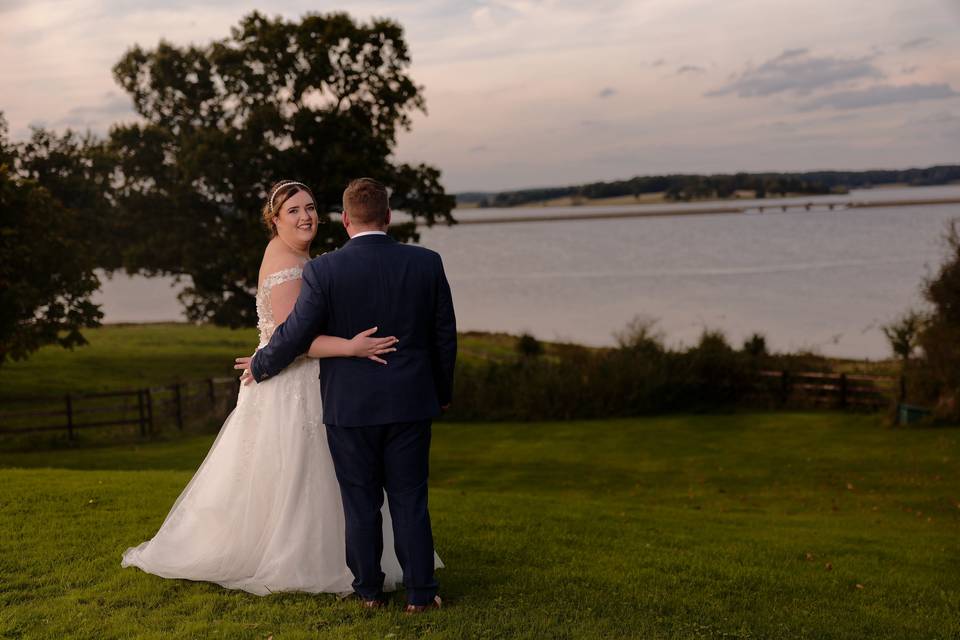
456, 182, 960, 210
450, 195, 960, 226
456, 167, 960, 209
456, 189, 791, 209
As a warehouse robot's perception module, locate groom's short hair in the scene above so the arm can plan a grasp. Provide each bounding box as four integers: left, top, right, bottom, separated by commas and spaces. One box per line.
343, 178, 389, 226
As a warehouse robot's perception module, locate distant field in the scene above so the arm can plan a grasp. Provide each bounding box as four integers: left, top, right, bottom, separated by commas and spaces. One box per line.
1, 412, 957, 638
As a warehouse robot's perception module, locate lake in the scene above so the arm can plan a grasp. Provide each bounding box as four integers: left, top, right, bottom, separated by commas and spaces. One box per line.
93, 185, 960, 360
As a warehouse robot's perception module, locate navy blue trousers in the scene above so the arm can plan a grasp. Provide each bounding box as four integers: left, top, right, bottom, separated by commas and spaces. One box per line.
324, 419, 438, 606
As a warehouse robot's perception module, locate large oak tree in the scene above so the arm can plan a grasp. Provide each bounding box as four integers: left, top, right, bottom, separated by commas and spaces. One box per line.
109, 11, 455, 327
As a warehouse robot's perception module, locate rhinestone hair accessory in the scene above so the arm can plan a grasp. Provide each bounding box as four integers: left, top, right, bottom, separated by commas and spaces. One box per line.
268, 180, 309, 211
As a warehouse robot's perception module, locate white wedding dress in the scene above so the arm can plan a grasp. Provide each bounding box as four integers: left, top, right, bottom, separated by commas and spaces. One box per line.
121, 264, 441, 595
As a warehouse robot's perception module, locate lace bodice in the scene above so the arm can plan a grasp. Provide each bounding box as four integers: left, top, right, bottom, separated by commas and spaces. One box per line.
256, 264, 305, 346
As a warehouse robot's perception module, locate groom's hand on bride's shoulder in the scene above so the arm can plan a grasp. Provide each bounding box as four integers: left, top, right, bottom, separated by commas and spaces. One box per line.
234, 355, 257, 386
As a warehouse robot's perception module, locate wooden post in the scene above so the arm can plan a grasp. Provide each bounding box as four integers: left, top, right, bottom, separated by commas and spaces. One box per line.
65, 394, 74, 441
838, 373, 848, 409
899, 375, 907, 402
145, 388, 154, 435
173, 383, 184, 431
207, 378, 216, 405
137, 390, 146, 436
780, 370, 790, 405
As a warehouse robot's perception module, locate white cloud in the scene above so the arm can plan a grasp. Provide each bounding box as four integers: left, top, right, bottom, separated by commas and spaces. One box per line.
800, 83, 960, 111
706, 49, 883, 98
901, 36, 935, 50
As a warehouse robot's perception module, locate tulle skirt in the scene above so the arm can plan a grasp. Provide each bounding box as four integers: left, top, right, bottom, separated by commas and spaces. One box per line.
121, 354, 441, 595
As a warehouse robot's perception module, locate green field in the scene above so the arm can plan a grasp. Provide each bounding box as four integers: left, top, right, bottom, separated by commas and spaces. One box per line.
0, 324, 550, 402
1, 412, 958, 639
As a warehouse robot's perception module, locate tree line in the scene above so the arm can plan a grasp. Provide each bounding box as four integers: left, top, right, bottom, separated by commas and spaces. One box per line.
460, 165, 960, 207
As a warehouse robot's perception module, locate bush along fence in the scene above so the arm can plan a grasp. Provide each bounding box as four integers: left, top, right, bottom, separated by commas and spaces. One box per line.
443, 348, 902, 422
0, 377, 240, 441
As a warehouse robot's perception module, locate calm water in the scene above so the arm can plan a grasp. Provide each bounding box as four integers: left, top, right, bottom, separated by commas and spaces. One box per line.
94, 185, 960, 359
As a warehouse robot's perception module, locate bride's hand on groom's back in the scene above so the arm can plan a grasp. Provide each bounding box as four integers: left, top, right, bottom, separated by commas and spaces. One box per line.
349, 326, 399, 365
232, 327, 396, 385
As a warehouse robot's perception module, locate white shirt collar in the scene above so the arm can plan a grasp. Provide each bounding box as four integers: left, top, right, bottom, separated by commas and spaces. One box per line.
351, 230, 388, 239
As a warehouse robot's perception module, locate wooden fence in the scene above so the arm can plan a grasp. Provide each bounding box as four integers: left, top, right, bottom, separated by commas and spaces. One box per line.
0, 377, 241, 441
0, 370, 901, 441
749, 370, 899, 410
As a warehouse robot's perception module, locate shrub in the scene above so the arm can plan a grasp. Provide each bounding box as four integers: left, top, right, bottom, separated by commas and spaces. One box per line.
516, 333, 544, 358
901, 218, 960, 421
742, 333, 768, 358
447, 323, 760, 421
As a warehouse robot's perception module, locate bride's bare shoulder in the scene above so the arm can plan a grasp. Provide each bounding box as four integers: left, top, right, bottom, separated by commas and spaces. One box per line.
258, 239, 309, 284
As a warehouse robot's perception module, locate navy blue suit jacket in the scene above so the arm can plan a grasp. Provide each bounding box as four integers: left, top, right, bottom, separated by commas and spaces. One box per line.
250, 233, 457, 427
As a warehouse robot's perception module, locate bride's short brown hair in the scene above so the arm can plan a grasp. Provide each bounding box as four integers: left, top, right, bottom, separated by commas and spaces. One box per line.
261, 180, 316, 237
343, 178, 389, 226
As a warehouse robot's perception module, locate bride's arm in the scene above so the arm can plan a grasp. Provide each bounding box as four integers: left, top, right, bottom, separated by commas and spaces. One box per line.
308, 330, 397, 361
270, 278, 398, 363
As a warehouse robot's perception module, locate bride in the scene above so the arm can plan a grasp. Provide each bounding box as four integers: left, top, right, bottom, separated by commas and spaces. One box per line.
121, 180, 442, 596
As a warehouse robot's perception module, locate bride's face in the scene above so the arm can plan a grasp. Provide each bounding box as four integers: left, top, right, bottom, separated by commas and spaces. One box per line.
274, 190, 318, 246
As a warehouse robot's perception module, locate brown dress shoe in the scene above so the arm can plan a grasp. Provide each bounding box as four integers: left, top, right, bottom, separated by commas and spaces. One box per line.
403, 595, 442, 614
361, 597, 389, 609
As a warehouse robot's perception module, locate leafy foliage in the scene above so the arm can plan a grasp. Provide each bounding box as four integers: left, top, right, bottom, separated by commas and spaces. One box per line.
909, 219, 960, 418
0, 116, 104, 364
742, 332, 768, 357
515, 332, 543, 358
882, 311, 924, 361
449, 326, 765, 421
108, 11, 455, 326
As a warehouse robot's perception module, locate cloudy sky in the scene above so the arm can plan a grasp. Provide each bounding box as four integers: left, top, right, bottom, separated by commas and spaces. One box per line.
1, 0, 959, 192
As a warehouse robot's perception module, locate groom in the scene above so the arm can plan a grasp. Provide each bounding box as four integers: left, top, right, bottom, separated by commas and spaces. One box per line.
248, 177, 456, 611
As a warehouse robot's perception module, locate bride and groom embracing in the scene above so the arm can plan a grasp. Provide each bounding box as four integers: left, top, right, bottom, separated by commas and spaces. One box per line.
121, 177, 457, 613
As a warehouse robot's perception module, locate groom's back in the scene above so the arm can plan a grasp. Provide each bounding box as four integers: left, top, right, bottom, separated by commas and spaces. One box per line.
312, 234, 456, 427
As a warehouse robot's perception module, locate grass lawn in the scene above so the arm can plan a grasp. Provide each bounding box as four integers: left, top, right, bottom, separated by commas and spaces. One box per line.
1, 412, 958, 639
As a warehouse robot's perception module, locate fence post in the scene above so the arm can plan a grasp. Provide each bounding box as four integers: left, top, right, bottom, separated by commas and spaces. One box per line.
65, 394, 74, 441
137, 390, 146, 436
173, 383, 184, 431
145, 388, 154, 434
899, 375, 907, 402
838, 373, 848, 409
780, 370, 790, 405
207, 378, 216, 405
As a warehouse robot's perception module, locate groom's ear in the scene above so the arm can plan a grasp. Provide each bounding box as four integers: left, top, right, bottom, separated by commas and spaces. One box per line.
341, 210, 349, 229
385, 208, 392, 227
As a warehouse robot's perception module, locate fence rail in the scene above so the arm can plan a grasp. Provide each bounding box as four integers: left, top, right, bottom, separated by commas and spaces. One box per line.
0, 377, 241, 440
750, 370, 899, 410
